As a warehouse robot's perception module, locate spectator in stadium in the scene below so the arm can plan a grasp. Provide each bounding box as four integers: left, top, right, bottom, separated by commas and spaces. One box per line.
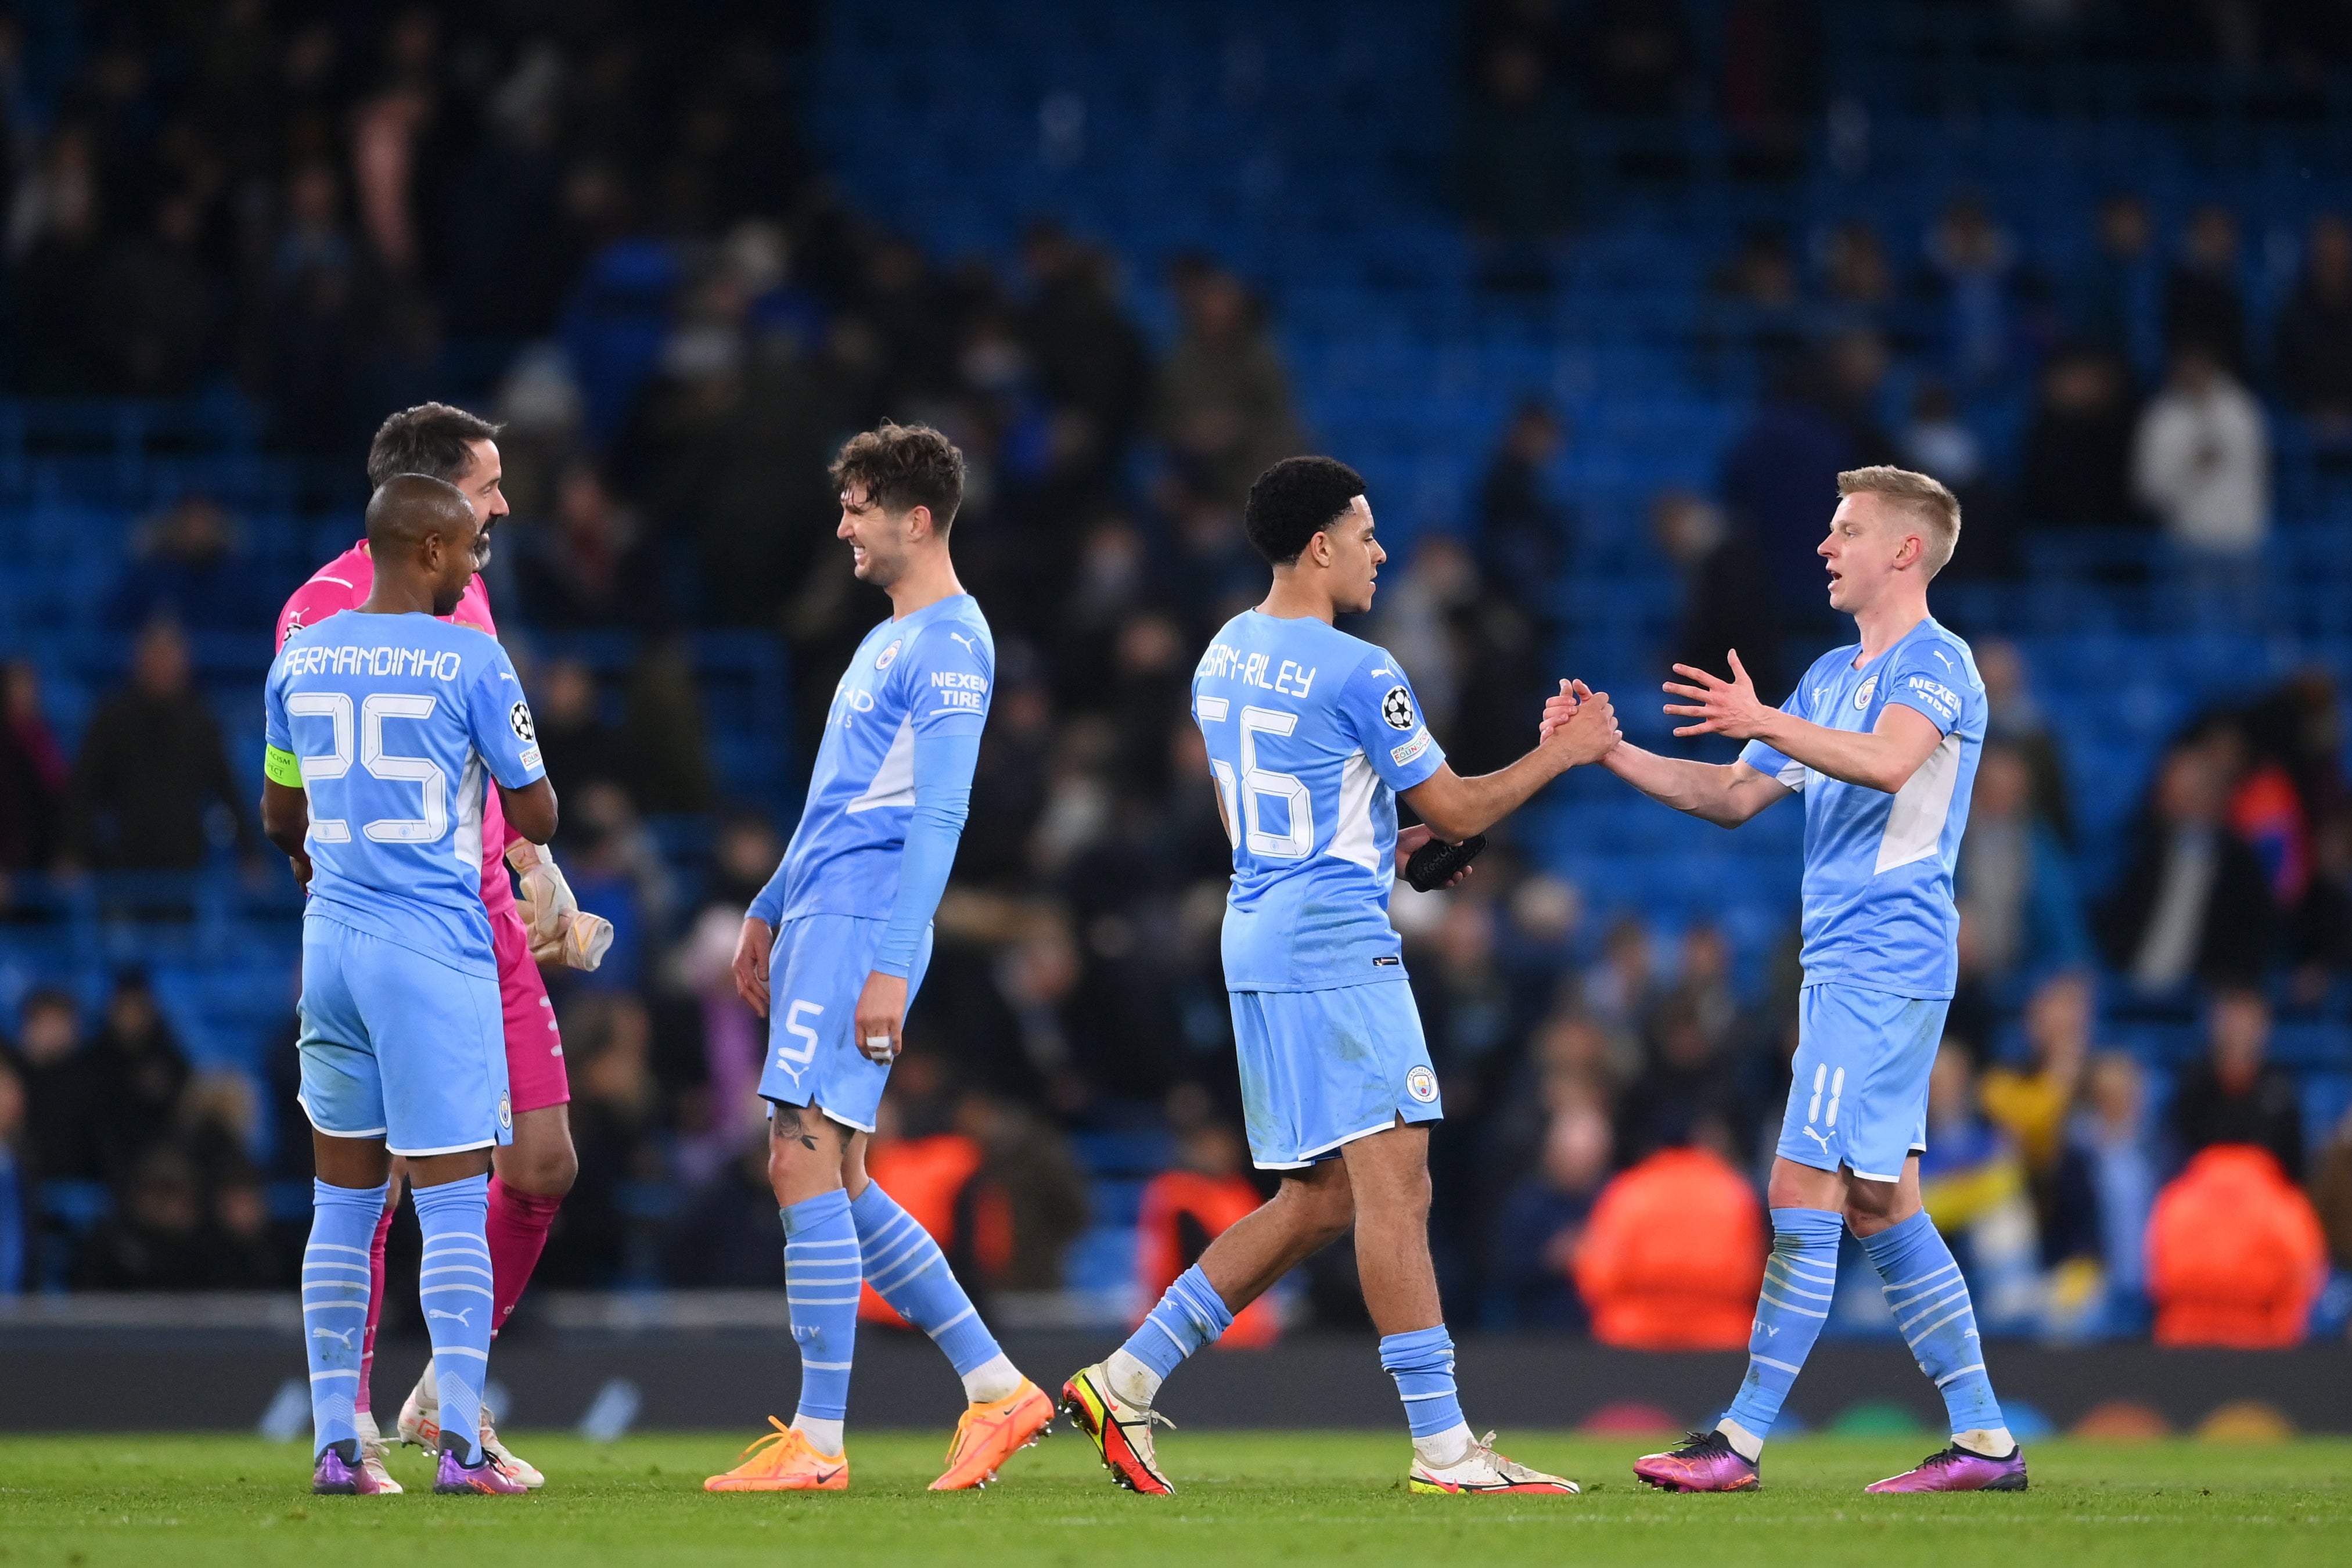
1919, 1041, 2044, 1332
1576, 0, 1697, 117
620, 639, 715, 816
2314, 1104, 2352, 1277
539, 991, 666, 1289
2017, 345, 2142, 530
530, 657, 624, 797
2167, 988, 2307, 1182
86, 973, 191, 1186
1982, 972, 2096, 1234
92, 192, 222, 396
2071, 192, 2161, 375
1452, 35, 1578, 258
2273, 214, 2352, 448
2049, 1052, 2160, 1330
2163, 204, 2249, 375
1614, 994, 1740, 1168
1709, 224, 1804, 356
71, 1145, 212, 1291
1016, 221, 1152, 506
1580, 915, 1660, 1072
1571, 1135, 1765, 1350
0, 658, 67, 872
2132, 343, 2270, 558
1154, 262, 1301, 509
1474, 400, 1573, 616
515, 463, 659, 630
6, 125, 106, 395
2098, 738, 2278, 992
8, 990, 99, 1185
1958, 745, 2091, 985
0, 1059, 27, 1294
61, 618, 256, 875
958, 1090, 1089, 1294
1653, 488, 1782, 701
1134, 1117, 1277, 1346
103, 497, 268, 635
2146, 1142, 2327, 1347
1922, 194, 2020, 382
1487, 1098, 1613, 1332
1818, 218, 1894, 330
1977, 639, 2076, 843
1718, 354, 1865, 625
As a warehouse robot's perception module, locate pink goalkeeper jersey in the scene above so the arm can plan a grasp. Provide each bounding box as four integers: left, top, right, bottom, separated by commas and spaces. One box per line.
273, 541, 524, 926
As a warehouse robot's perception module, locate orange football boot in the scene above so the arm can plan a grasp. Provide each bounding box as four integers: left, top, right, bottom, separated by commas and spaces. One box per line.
930, 1378, 1056, 1491
704, 1418, 850, 1492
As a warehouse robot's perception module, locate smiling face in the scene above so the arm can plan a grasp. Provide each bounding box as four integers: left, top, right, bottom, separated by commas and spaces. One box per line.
452, 438, 508, 574
836, 483, 931, 588
1818, 491, 1923, 616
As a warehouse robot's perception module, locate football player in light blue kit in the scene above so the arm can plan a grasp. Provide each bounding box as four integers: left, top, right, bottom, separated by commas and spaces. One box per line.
1588, 466, 2027, 1495
1062, 457, 1623, 1497
705, 423, 1052, 1496
260, 476, 557, 1497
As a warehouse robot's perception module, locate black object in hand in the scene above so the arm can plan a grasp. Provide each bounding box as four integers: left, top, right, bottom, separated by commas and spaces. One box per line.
1404, 833, 1487, 892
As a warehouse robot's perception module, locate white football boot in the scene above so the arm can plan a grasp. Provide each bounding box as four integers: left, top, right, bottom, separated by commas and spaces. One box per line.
352, 1410, 404, 1494
397, 1365, 544, 1489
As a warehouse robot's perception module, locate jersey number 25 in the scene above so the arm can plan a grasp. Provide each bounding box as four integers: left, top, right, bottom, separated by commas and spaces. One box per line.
286, 691, 449, 846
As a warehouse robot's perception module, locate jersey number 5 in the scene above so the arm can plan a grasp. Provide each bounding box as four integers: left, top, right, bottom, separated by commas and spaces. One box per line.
286, 692, 448, 846
1196, 697, 1314, 858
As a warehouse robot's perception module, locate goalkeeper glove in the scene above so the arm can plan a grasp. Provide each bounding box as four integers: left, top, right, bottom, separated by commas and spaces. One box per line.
506, 841, 615, 971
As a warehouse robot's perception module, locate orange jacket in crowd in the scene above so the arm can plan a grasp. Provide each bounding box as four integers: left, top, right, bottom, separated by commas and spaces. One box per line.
1573, 1146, 1766, 1350
2146, 1143, 2328, 1348
858, 1133, 1012, 1327
1134, 1168, 1281, 1347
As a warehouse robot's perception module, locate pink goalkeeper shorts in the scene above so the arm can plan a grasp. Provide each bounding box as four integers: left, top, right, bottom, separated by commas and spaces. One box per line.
492, 904, 571, 1113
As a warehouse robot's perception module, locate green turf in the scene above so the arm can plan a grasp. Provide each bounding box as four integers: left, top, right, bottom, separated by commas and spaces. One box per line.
1, 1431, 2346, 1567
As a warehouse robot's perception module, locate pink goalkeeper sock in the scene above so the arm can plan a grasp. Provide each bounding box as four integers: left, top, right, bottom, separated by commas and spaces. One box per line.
357, 1196, 396, 1415
485, 1175, 563, 1338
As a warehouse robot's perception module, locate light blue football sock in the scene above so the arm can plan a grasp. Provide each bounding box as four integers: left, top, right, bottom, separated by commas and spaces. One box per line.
302, 1178, 388, 1457
849, 1182, 1002, 1379
1862, 1210, 2004, 1437
782, 1189, 861, 1425
1120, 1264, 1234, 1381
1379, 1325, 1466, 1440
413, 1174, 494, 1466
1722, 1206, 1844, 1449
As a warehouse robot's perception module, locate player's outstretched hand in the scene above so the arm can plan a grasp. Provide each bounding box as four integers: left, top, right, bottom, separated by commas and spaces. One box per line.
733, 916, 774, 1017
854, 971, 909, 1063
1538, 678, 1580, 743
1664, 649, 1772, 740
1543, 683, 1619, 767
1396, 823, 1475, 889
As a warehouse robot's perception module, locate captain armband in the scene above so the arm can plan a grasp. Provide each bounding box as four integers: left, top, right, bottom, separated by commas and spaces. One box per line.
262, 745, 304, 787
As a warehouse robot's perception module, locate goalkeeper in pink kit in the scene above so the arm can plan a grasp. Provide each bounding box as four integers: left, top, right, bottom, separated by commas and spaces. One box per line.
271, 402, 611, 1490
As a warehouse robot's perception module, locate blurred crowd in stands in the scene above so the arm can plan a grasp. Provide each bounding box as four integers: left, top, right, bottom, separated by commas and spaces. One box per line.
1, 1, 2351, 1349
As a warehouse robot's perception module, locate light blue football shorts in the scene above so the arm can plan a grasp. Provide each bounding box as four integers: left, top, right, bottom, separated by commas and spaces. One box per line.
757, 914, 934, 1135
296, 916, 513, 1157
1229, 979, 1442, 1171
1775, 982, 1948, 1184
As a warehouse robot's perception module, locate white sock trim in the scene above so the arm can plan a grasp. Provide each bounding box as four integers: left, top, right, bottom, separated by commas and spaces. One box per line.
962, 1352, 1022, 1405
791, 1415, 845, 1455
1717, 1417, 1765, 1462
1956, 1426, 2016, 1458
1412, 1420, 1476, 1470
1105, 1348, 1162, 1409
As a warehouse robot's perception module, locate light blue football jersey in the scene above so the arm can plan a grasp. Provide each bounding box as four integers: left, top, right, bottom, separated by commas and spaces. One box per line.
1739, 616, 1986, 999
761, 594, 994, 924
265, 610, 545, 977
1194, 610, 1447, 991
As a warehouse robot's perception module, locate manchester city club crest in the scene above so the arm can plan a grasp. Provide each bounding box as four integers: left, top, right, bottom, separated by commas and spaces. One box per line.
1405, 1064, 1438, 1103
876, 638, 902, 670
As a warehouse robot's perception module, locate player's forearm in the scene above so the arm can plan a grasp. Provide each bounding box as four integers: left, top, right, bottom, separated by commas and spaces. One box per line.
1410, 749, 1562, 840
873, 729, 980, 976
1603, 743, 1753, 827
1751, 712, 1909, 793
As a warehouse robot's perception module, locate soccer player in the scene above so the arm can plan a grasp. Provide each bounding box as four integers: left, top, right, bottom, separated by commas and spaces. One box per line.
1578, 466, 2027, 1494
274, 402, 603, 1490
1061, 456, 1622, 1496
261, 476, 557, 1496
703, 422, 1052, 1495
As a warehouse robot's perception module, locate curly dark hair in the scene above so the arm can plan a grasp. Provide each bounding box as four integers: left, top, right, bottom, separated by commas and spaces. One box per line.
828, 420, 967, 531
365, 402, 502, 487
1243, 455, 1366, 566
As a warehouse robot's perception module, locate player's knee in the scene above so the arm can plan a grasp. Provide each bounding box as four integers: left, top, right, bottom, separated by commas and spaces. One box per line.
516, 1140, 578, 1196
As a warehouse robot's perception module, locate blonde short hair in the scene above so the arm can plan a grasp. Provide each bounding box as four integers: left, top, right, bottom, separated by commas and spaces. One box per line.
1837, 465, 1962, 577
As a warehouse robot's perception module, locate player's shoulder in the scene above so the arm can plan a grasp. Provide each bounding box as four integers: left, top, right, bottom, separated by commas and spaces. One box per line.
1900, 618, 1983, 691
915, 595, 993, 660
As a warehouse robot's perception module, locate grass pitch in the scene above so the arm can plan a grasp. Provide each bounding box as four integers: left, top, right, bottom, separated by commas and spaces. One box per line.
1, 1430, 2346, 1568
